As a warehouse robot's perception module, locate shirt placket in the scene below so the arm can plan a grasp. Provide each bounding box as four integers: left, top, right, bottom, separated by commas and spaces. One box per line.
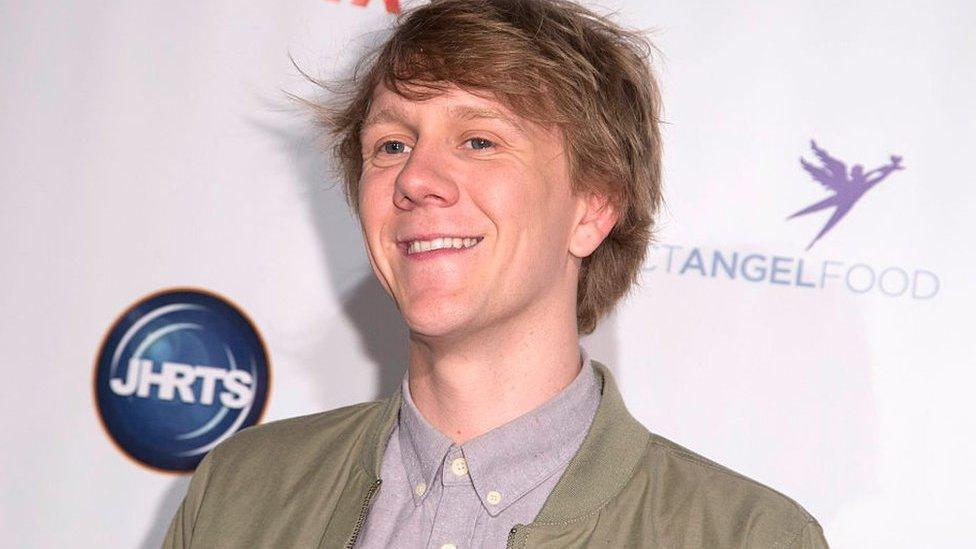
426, 446, 480, 549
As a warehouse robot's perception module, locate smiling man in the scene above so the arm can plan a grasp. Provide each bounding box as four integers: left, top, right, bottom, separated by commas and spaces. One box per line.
164, 1, 828, 548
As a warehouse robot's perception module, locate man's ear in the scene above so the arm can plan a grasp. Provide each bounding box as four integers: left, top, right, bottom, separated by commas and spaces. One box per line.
569, 191, 619, 258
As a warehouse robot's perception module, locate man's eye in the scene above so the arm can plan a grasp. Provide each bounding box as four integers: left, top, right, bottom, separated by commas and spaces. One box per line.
380, 141, 409, 155
466, 137, 495, 150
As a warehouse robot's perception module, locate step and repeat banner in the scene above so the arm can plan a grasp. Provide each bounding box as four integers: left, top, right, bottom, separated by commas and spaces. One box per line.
1, 1, 973, 547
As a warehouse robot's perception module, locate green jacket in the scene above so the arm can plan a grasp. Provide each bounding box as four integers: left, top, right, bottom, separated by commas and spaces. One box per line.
164, 362, 828, 548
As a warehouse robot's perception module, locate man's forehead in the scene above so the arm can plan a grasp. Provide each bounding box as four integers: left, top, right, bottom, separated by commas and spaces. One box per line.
361, 84, 529, 134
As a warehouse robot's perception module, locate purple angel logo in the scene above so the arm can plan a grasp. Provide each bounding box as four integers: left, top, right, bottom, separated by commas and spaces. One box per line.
788, 140, 904, 250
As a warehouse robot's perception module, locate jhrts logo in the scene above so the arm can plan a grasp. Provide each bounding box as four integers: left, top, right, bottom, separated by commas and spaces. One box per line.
94, 288, 270, 472
789, 140, 904, 250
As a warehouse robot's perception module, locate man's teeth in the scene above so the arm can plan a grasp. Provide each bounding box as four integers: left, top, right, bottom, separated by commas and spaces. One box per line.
408, 237, 479, 254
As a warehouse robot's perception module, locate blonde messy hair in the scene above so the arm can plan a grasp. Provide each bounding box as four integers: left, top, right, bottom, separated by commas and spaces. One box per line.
299, 0, 663, 334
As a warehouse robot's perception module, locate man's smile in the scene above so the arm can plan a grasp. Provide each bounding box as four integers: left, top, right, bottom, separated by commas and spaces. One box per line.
397, 235, 485, 257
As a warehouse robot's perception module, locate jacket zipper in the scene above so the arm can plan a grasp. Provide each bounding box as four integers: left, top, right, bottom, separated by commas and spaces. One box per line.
507, 523, 525, 548
345, 478, 382, 549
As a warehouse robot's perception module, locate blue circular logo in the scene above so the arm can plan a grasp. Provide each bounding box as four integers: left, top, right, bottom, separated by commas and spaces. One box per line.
94, 288, 270, 472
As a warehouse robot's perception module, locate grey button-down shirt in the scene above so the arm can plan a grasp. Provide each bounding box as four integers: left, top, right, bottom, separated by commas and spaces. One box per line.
355, 348, 601, 549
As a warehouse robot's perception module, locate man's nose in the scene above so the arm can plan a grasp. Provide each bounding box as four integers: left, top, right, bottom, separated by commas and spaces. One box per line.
393, 141, 459, 210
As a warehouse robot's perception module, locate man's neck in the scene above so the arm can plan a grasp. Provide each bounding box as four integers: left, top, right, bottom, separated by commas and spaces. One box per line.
405, 306, 583, 445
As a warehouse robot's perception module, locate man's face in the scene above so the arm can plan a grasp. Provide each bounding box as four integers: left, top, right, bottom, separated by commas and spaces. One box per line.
357, 83, 586, 339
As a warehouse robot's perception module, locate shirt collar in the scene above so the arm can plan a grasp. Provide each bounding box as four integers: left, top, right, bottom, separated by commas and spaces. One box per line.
397, 347, 601, 516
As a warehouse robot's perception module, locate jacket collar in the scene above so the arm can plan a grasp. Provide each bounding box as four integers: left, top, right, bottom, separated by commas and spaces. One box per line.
359, 359, 650, 523
532, 360, 651, 523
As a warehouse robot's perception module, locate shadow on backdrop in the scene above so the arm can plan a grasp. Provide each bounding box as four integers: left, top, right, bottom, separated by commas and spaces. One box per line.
138, 476, 190, 549
254, 115, 408, 400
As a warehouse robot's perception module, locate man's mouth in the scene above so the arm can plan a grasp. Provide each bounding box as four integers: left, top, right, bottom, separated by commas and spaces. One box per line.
399, 236, 484, 255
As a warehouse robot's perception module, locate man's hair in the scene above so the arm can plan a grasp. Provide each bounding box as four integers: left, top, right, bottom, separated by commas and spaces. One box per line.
302, 0, 663, 334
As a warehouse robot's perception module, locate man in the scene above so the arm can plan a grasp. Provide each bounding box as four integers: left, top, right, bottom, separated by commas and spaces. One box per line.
164, 0, 828, 547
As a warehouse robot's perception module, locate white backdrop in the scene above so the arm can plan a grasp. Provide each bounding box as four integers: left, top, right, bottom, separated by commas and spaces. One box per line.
2, 0, 973, 547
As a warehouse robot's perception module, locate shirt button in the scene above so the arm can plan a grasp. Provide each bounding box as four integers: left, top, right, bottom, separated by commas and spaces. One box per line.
440, 544, 458, 549
415, 482, 427, 496
450, 457, 468, 476
486, 490, 502, 505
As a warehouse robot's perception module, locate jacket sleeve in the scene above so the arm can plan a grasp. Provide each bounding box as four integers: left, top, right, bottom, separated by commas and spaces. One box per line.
161, 449, 218, 549
791, 519, 830, 549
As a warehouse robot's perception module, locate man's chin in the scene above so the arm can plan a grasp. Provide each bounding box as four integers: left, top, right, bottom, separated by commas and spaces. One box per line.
401, 304, 480, 341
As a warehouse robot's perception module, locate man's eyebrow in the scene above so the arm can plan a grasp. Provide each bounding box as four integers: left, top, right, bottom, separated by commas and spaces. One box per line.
360, 105, 411, 134
449, 105, 527, 133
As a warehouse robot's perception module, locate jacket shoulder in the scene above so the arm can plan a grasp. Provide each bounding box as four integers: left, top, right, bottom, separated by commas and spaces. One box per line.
649, 432, 815, 515
631, 433, 826, 547
163, 399, 394, 549
209, 398, 389, 470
